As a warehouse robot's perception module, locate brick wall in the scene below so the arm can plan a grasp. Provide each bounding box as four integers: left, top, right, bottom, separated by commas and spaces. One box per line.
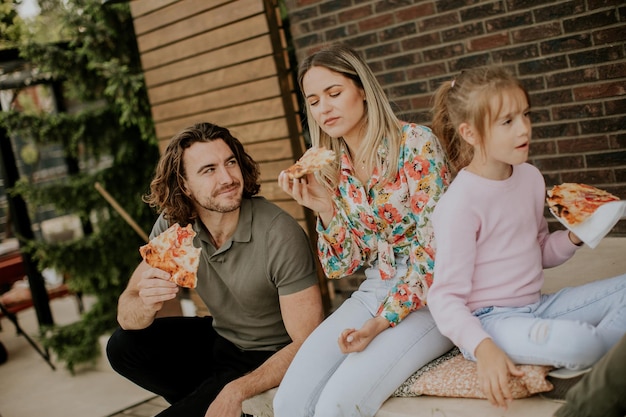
284, 0, 626, 235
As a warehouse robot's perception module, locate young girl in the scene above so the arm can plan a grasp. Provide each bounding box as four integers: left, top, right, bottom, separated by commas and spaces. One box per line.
427, 65, 626, 409
273, 44, 453, 417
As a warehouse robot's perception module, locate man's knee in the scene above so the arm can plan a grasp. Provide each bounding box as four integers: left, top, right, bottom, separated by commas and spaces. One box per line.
105, 327, 127, 370
105, 327, 147, 373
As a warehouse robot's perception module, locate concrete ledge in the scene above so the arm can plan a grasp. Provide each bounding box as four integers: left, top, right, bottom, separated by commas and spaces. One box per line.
243, 237, 626, 417
242, 388, 562, 417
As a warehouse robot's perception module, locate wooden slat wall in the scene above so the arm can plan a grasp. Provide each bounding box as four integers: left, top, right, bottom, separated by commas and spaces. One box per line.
129, 0, 306, 224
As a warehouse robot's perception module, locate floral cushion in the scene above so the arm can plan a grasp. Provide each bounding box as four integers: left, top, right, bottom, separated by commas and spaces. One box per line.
394, 348, 554, 399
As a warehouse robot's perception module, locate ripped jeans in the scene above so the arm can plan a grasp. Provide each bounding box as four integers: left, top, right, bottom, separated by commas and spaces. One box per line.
462, 274, 626, 370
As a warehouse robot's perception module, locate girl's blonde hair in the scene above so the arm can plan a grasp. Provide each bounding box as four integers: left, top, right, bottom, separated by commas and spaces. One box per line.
431, 65, 529, 175
297, 43, 402, 190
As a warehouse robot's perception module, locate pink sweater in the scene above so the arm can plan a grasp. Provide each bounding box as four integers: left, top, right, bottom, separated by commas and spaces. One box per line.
428, 163, 579, 356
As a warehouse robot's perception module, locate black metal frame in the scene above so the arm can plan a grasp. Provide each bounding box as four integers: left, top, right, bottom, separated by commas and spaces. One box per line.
0, 300, 55, 370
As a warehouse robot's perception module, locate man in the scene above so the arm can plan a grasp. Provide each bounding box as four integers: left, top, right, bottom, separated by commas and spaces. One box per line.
553, 334, 626, 417
106, 122, 324, 417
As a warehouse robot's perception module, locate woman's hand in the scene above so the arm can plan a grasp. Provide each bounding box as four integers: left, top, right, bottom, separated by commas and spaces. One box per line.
278, 171, 334, 222
338, 316, 390, 353
475, 338, 525, 409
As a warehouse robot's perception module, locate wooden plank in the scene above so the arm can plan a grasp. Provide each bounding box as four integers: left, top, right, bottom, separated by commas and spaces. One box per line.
151, 77, 281, 122
130, 0, 179, 19
140, 14, 268, 71
272, 200, 305, 220
144, 37, 273, 87
257, 180, 292, 200
132, 0, 229, 36
246, 138, 293, 163
258, 159, 293, 182
147, 55, 276, 105
154, 97, 286, 140
136, 0, 264, 53
229, 119, 290, 144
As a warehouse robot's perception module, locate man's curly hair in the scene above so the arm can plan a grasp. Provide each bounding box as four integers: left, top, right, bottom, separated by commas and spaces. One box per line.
143, 122, 260, 225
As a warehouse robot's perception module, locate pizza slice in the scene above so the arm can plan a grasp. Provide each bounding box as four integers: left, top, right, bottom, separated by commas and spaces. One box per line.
547, 183, 620, 226
139, 223, 201, 288
284, 146, 336, 179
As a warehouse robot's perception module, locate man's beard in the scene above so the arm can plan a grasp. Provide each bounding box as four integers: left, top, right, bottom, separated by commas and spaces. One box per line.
192, 185, 242, 214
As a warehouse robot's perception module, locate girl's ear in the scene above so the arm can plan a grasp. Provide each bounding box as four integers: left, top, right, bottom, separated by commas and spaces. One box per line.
458, 122, 477, 146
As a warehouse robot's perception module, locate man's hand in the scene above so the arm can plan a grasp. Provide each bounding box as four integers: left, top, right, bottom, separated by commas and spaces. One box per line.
136, 265, 179, 312
338, 316, 390, 353
204, 381, 244, 417
475, 338, 524, 409
117, 261, 179, 330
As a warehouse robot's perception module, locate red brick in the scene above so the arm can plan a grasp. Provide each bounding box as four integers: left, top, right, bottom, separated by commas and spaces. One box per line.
573, 82, 626, 101
338, 5, 372, 23
598, 63, 626, 80
593, 26, 626, 45
561, 169, 615, 185
406, 63, 448, 79
358, 13, 395, 32
512, 22, 562, 43
395, 3, 436, 23
401, 33, 441, 50
411, 94, 434, 109
529, 140, 557, 156
557, 136, 611, 153
420, 12, 459, 32
469, 32, 510, 51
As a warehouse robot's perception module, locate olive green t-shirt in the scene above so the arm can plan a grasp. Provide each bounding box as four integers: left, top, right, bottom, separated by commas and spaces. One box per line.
150, 196, 318, 351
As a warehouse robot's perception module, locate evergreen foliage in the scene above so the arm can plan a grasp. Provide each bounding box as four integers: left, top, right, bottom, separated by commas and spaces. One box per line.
0, 0, 159, 372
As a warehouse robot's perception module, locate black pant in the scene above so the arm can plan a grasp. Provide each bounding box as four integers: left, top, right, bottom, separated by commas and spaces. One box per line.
106, 316, 274, 417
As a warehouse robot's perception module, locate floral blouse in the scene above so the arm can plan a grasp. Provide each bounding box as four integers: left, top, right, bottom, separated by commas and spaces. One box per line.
316, 123, 450, 326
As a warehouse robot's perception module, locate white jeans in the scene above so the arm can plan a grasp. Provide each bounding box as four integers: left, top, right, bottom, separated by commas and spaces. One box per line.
465, 273, 626, 370
273, 257, 452, 417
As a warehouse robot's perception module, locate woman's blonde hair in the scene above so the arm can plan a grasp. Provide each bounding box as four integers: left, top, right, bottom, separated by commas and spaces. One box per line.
297, 43, 401, 190
431, 65, 529, 175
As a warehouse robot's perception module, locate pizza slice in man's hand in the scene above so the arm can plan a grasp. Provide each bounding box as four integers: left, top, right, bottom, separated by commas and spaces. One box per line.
139, 223, 201, 288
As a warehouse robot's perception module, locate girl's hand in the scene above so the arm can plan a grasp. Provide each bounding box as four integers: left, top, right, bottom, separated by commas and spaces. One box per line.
337, 316, 390, 353
278, 171, 334, 219
474, 339, 525, 409
568, 231, 583, 246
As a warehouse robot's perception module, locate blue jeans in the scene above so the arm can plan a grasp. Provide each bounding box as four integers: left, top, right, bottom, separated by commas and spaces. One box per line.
464, 274, 626, 370
273, 256, 453, 417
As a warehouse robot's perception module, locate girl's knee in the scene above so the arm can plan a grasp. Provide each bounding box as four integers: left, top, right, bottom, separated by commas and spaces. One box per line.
530, 320, 605, 368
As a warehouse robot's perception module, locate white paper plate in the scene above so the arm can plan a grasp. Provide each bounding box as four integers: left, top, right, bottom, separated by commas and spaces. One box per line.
550, 200, 626, 249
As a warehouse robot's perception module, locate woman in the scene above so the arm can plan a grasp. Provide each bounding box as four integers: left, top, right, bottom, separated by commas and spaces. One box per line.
273, 43, 453, 417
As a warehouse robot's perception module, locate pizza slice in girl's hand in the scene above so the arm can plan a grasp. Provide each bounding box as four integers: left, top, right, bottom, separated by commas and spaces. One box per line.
546, 183, 620, 226
139, 223, 201, 288
284, 146, 336, 179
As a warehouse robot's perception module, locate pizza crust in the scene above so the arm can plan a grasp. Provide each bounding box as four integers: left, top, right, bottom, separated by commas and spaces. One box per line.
284, 146, 335, 179
140, 223, 201, 288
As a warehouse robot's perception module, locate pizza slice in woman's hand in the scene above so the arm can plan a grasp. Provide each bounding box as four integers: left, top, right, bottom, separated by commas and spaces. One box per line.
139, 223, 201, 288
284, 146, 336, 179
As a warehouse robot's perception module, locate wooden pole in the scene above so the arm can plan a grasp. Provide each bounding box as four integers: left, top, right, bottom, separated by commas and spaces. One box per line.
94, 182, 149, 242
